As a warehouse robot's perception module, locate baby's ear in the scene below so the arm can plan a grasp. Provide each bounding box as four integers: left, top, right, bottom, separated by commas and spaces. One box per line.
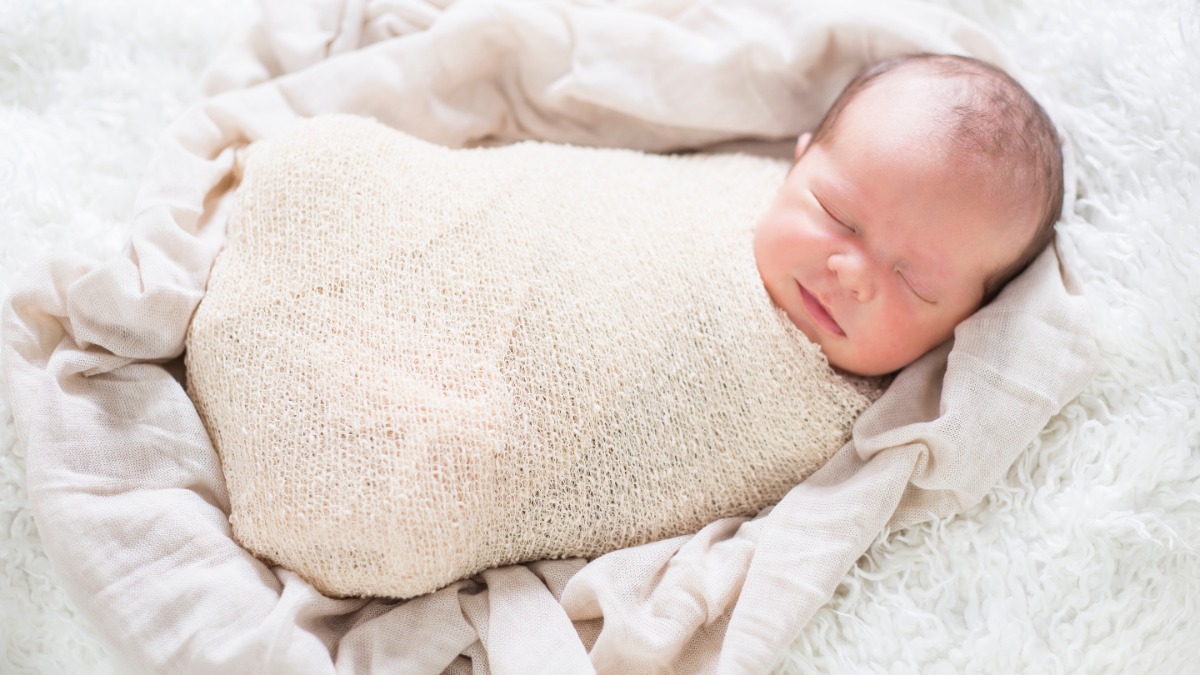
794, 132, 813, 160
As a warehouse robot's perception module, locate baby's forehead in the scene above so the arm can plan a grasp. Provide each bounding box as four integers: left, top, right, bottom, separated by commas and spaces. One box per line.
817, 89, 1038, 239
848, 71, 965, 131
846, 73, 1034, 185
832, 78, 962, 157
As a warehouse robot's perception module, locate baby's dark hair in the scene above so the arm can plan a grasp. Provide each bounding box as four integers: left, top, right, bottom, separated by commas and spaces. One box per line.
810, 53, 1063, 304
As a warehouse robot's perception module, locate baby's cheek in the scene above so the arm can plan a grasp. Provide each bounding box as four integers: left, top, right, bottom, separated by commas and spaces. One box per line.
859, 304, 925, 374
754, 215, 802, 277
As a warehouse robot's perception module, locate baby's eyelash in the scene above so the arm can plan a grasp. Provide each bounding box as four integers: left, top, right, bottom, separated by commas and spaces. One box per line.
897, 271, 934, 304
814, 194, 855, 232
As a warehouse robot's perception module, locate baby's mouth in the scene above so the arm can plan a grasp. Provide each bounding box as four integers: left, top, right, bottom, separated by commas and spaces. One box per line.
797, 282, 845, 337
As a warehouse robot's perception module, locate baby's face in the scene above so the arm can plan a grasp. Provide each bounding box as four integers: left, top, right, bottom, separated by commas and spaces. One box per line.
753, 78, 1036, 376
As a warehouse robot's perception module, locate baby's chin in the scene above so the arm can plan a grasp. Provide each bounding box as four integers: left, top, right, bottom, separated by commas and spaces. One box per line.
783, 308, 900, 376
822, 345, 906, 378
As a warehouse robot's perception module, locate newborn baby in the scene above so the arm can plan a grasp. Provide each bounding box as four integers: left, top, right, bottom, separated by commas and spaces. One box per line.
186, 53, 1063, 599
757, 53, 1063, 376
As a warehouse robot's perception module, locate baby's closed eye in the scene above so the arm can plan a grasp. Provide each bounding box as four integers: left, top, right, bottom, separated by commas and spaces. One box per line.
813, 192, 856, 233
896, 270, 935, 304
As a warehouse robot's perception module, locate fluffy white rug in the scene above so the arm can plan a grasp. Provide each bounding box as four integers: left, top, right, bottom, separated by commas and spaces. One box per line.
1, 0, 1196, 673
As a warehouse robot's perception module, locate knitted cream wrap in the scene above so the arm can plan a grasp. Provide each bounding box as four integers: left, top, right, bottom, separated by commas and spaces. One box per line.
185, 115, 880, 599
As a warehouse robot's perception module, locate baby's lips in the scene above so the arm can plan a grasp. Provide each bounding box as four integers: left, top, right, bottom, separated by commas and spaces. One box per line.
798, 283, 845, 337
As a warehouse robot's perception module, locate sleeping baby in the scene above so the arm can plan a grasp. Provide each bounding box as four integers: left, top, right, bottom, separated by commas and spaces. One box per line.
185, 53, 1063, 599
757, 53, 1062, 377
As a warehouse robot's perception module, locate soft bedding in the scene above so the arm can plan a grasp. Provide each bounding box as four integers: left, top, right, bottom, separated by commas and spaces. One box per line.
2, 0, 1195, 673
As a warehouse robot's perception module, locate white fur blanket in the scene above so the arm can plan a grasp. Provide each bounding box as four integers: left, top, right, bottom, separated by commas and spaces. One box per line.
1, 1, 1196, 674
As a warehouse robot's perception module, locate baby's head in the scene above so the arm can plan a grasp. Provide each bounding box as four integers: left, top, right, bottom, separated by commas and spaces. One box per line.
754, 53, 1063, 376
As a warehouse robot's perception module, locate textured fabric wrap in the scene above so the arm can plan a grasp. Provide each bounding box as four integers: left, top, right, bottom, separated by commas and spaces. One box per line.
186, 116, 877, 598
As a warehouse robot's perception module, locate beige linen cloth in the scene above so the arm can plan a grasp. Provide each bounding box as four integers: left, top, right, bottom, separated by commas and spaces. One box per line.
1, 0, 1098, 673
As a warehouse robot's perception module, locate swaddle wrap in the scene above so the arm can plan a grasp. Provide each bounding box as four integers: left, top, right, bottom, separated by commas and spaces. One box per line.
185, 114, 880, 599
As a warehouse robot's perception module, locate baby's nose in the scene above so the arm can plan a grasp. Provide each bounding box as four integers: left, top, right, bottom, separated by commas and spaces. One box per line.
828, 253, 875, 302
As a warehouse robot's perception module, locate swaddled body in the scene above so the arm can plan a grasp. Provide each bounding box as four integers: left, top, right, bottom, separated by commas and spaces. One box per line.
186, 115, 878, 599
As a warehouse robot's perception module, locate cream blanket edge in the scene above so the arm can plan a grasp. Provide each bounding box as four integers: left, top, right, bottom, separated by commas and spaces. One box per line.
1, 0, 1098, 673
